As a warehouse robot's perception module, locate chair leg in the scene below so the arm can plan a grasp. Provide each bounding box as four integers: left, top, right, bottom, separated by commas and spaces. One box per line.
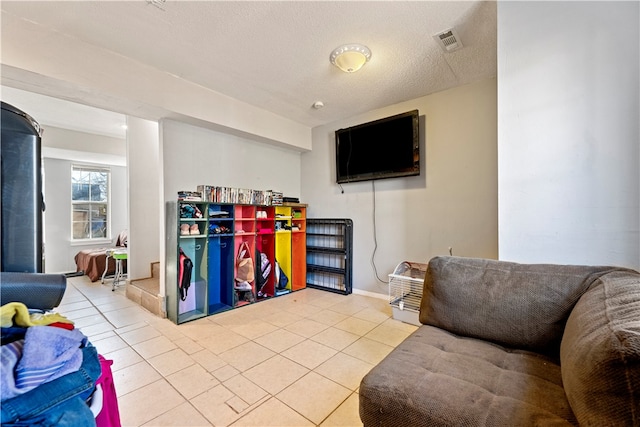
102, 252, 112, 284
112, 259, 119, 291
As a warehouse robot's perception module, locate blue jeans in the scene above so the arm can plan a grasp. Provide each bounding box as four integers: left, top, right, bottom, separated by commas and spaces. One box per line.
1, 345, 101, 426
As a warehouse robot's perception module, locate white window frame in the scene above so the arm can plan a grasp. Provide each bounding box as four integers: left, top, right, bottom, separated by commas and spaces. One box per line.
71, 165, 111, 243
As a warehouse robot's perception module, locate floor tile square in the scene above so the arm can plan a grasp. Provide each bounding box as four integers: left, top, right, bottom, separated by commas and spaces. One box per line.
199, 329, 249, 354
190, 349, 227, 372
57, 299, 93, 312
281, 339, 337, 370
352, 307, 391, 324
103, 346, 143, 372
253, 328, 306, 353
213, 364, 241, 382
223, 374, 269, 405
166, 363, 220, 400
307, 309, 350, 326
230, 320, 279, 340
277, 372, 351, 425
103, 306, 156, 328
173, 336, 205, 354
315, 352, 374, 390
219, 341, 275, 372
365, 323, 414, 347
342, 337, 394, 365
262, 310, 303, 328
91, 334, 129, 354
143, 401, 212, 426
232, 397, 314, 426
118, 324, 162, 346
148, 347, 195, 376
118, 379, 185, 426
310, 327, 360, 351
333, 317, 378, 336
132, 335, 177, 359
284, 318, 330, 338
113, 360, 162, 397
320, 391, 362, 426
243, 354, 309, 394
190, 384, 241, 426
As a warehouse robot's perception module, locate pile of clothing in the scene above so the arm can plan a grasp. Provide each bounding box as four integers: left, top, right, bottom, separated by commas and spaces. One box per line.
1, 302, 120, 426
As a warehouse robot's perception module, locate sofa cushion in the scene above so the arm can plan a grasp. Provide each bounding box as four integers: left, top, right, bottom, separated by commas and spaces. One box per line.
419, 256, 615, 357
560, 269, 640, 426
360, 325, 576, 426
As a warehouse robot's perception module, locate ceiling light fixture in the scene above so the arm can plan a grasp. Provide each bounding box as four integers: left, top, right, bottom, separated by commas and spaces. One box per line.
330, 44, 371, 73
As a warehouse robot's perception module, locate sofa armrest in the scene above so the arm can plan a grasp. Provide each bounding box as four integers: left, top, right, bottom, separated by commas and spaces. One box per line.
0, 272, 66, 310
560, 269, 640, 426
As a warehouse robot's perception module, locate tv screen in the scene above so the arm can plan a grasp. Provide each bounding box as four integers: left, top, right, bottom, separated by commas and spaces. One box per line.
335, 110, 419, 184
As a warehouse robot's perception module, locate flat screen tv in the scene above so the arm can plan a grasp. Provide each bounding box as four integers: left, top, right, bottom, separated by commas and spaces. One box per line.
335, 110, 419, 184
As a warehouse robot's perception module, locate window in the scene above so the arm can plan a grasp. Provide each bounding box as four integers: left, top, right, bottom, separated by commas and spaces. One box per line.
71, 166, 110, 240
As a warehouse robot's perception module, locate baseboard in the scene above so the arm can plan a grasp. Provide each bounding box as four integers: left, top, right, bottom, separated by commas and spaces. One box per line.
352, 288, 387, 300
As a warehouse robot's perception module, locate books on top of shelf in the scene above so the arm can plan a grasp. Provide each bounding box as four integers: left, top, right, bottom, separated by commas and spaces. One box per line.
196, 185, 287, 206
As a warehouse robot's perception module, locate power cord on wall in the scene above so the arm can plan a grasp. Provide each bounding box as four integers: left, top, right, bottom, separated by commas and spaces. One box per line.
371, 180, 388, 285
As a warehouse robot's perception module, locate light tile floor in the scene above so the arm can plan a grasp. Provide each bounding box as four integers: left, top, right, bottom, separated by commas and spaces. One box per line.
57, 275, 418, 426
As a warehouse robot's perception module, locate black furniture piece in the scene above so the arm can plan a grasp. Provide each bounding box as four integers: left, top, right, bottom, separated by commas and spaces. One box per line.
306, 218, 353, 295
0, 272, 66, 310
1, 101, 44, 273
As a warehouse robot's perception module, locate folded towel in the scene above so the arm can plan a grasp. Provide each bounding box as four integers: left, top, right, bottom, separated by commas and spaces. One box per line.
0, 302, 73, 328
1, 339, 24, 400
1, 326, 87, 401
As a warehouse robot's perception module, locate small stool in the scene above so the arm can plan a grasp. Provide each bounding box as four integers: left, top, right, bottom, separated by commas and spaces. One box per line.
101, 249, 115, 284
111, 250, 128, 291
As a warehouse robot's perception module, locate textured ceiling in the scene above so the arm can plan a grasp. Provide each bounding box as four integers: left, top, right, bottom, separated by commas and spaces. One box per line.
0, 1, 496, 129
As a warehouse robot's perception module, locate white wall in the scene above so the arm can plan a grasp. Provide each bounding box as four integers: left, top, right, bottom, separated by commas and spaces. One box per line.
301, 79, 498, 296
159, 119, 302, 296
127, 117, 160, 281
160, 119, 301, 201
498, 1, 640, 269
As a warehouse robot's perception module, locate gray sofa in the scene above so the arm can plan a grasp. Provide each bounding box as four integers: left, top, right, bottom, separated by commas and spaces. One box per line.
360, 256, 640, 426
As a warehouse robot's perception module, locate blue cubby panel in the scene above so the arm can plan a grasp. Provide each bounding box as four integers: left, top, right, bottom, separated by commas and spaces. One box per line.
207, 234, 234, 314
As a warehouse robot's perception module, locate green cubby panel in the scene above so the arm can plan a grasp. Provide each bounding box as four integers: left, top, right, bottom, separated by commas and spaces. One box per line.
177, 238, 207, 323
177, 280, 207, 323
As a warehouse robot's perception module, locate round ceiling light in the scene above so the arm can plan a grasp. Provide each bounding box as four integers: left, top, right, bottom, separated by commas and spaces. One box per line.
330, 44, 372, 73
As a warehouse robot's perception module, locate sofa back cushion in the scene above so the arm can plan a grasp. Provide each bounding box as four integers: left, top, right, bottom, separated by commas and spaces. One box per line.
560, 269, 640, 426
419, 256, 616, 357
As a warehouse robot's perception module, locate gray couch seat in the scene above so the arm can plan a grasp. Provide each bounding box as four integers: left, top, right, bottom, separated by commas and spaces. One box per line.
361, 325, 574, 426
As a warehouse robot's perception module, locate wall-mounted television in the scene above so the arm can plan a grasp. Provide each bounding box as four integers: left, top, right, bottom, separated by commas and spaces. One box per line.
335, 110, 419, 184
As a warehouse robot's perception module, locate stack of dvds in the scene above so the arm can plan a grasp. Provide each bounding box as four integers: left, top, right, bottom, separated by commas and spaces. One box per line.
270, 191, 283, 206
177, 190, 202, 201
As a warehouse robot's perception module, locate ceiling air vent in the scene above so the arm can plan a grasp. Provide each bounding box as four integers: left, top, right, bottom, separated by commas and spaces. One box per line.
146, 0, 166, 11
433, 28, 463, 53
